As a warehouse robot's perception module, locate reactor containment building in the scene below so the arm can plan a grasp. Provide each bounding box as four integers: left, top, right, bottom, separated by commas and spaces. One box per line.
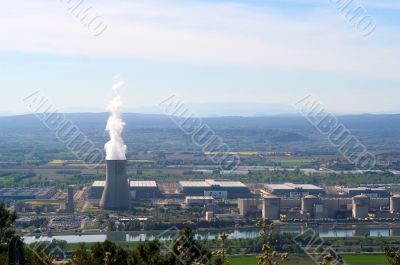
100, 160, 130, 210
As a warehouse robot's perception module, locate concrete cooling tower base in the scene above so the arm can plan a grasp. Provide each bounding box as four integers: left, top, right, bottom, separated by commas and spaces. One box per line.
100, 160, 130, 210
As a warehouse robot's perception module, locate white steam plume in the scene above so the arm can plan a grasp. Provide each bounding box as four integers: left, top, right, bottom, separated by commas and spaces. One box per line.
104, 78, 127, 160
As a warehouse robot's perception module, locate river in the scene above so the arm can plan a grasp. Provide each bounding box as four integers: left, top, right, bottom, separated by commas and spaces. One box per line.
23, 223, 400, 244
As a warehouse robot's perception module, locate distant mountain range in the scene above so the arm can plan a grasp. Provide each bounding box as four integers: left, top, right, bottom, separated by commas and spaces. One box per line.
2, 113, 400, 155
126, 102, 298, 117
2, 102, 400, 117
3, 112, 400, 131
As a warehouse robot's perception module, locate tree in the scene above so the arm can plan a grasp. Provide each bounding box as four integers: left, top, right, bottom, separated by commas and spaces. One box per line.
0, 203, 26, 265
213, 232, 229, 265
257, 219, 288, 265
319, 253, 334, 265
108, 221, 116, 232
172, 227, 211, 265
0, 203, 17, 245
91, 240, 128, 265
128, 241, 170, 265
8, 236, 27, 265
385, 247, 400, 265
24, 242, 55, 265
68, 243, 95, 265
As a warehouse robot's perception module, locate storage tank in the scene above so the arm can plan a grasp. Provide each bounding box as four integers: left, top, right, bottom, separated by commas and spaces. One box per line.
390, 194, 400, 214
301, 195, 319, 217
352, 194, 370, 219
262, 195, 281, 220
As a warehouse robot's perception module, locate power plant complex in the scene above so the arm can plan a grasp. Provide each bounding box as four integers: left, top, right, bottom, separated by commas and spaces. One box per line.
88, 172, 400, 222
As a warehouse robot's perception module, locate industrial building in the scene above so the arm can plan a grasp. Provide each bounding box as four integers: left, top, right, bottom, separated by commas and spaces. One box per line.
0, 187, 57, 201
89, 181, 106, 199
238, 198, 262, 217
390, 195, 400, 214
185, 196, 214, 206
264, 183, 324, 198
205, 211, 214, 221
89, 180, 160, 200
14, 202, 56, 213
301, 195, 320, 218
130, 180, 159, 199
352, 194, 370, 219
178, 179, 251, 199
239, 192, 400, 220
343, 187, 389, 198
262, 195, 281, 220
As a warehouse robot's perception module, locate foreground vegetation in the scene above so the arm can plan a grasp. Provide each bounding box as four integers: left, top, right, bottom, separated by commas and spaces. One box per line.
228, 255, 390, 265
2, 203, 400, 265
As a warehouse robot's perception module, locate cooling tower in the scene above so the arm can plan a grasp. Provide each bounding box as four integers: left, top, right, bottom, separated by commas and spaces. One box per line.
100, 160, 130, 210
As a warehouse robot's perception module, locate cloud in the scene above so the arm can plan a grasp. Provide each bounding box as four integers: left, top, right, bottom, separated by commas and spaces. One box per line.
275, 0, 400, 9
0, 0, 399, 80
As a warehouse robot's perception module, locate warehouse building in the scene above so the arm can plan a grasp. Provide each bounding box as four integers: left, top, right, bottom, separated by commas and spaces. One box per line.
185, 196, 214, 206
178, 179, 251, 199
0, 187, 57, 201
264, 183, 324, 198
130, 180, 159, 199
88, 181, 106, 199
343, 187, 389, 198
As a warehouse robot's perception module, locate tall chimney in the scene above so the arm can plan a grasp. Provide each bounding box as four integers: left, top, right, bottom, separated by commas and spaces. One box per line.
100, 160, 130, 210
66, 185, 74, 213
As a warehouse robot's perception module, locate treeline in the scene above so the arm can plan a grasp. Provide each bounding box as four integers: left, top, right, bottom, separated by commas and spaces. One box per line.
69, 229, 211, 265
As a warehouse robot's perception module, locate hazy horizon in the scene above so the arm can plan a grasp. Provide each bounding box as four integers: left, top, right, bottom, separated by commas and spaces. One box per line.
3, 101, 400, 118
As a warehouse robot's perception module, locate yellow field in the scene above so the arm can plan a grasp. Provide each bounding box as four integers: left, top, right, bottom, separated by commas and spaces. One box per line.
48, 159, 82, 165
48, 159, 67, 164
67, 163, 106, 167
48, 159, 154, 166
26, 200, 61, 206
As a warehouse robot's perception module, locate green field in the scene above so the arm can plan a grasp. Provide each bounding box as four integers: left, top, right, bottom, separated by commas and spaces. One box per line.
228, 256, 314, 265
342, 254, 388, 264
228, 256, 257, 265
228, 255, 389, 265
